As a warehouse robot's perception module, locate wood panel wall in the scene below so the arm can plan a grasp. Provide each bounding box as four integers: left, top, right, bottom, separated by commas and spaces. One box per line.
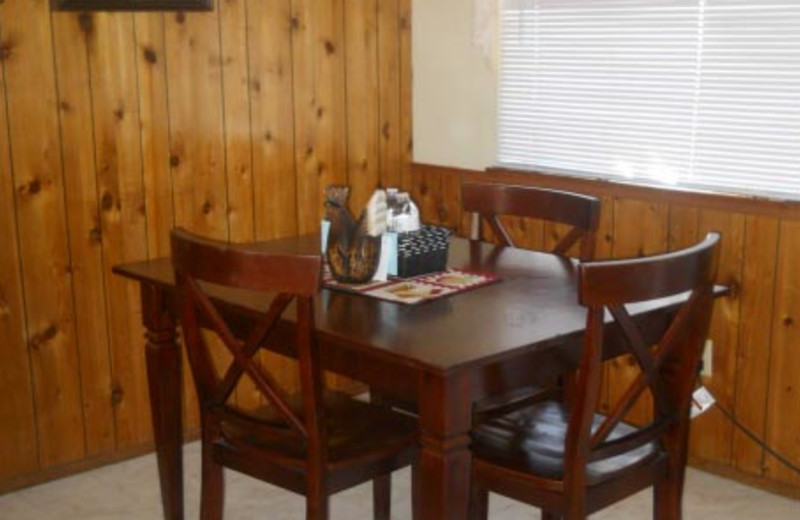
413, 163, 800, 497
0, 0, 411, 493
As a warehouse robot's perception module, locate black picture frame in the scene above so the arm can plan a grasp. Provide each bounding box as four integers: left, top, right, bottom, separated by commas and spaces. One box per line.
53, 0, 213, 11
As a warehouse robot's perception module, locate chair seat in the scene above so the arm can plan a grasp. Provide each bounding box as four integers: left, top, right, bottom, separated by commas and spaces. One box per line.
471, 401, 661, 485
216, 390, 418, 469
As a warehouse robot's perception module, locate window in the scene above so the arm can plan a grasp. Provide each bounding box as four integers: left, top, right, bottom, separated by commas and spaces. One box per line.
497, 0, 800, 201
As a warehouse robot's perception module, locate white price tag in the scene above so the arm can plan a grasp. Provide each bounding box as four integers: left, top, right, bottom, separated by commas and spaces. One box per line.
690, 386, 716, 419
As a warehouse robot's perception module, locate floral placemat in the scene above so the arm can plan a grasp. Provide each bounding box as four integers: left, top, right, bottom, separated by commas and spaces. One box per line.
323, 268, 501, 305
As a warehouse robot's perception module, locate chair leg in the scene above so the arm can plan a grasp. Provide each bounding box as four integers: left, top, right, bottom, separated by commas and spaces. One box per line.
199, 428, 224, 520
373, 474, 391, 520
654, 421, 690, 520
654, 475, 683, 520
654, 454, 687, 520
563, 502, 586, 520
411, 463, 423, 520
468, 483, 489, 520
306, 493, 329, 520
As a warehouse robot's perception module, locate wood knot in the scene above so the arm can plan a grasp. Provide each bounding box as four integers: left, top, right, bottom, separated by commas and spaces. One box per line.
202, 201, 213, 214
324, 40, 335, 55
604, 233, 613, 243
317, 162, 326, 176
305, 146, 313, 158
725, 279, 740, 299
78, 12, 93, 35
113, 106, 124, 121
29, 324, 58, 350
170, 155, 180, 167
89, 227, 102, 244
28, 179, 42, 195
290, 16, 300, 30
175, 11, 186, 24
143, 46, 157, 64
0, 40, 12, 62
111, 383, 124, 407
101, 192, 114, 211
251, 79, 261, 92
783, 315, 794, 327
382, 122, 390, 139
264, 131, 272, 142
59, 101, 72, 112
316, 107, 324, 118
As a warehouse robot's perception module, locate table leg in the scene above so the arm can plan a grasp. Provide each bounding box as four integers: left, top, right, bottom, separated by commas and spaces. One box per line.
416, 371, 473, 520
142, 283, 183, 520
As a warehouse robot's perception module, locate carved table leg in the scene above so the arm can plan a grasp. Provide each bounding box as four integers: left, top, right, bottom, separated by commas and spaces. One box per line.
142, 282, 183, 520
416, 371, 473, 520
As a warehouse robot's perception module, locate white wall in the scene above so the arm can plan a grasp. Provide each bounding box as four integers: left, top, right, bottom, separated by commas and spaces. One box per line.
412, 0, 496, 170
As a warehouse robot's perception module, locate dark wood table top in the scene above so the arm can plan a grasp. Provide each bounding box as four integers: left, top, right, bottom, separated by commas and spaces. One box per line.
114, 236, 701, 375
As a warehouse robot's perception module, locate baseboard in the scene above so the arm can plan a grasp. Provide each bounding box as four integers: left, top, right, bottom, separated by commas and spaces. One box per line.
689, 456, 800, 501
0, 428, 200, 497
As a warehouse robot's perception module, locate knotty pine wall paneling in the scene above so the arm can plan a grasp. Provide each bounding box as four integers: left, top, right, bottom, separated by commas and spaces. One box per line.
89, 13, 153, 449
431, 164, 800, 497
0, 13, 38, 482
398, 0, 413, 191
247, 0, 298, 242
378, 0, 401, 190
0, 0, 411, 492
766, 220, 800, 486
50, 11, 116, 457
344, 0, 380, 214
1, 0, 86, 469
219, 0, 254, 246
733, 216, 780, 475
135, 13, 173, 259
292, 0, 347, 235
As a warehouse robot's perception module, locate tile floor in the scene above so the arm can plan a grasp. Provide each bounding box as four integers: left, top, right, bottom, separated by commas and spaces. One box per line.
0, 442, 797, 519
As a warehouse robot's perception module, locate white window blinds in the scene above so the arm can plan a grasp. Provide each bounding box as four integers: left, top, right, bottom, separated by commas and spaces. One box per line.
497, 0, 800, 201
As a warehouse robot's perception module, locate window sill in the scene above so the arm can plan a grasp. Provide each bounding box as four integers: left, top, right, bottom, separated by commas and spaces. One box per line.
478, 165, 800, 221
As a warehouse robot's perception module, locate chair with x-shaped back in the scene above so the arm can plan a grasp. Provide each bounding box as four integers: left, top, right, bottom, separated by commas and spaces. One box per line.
463, 181, 602, 420
468, 233, 720, 520
170, 229, 419, 520
462, 182, 601, 260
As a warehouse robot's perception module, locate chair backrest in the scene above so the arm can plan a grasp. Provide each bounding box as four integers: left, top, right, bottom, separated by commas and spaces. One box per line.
170, 229, 325, 457
462, 182, 601, 259
567, 233, 720, 492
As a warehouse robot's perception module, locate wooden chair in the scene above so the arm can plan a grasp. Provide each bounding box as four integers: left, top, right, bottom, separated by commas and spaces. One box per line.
170, 229, 419, 520
463, 182, 602, 420
461, 182, 601, 260
468, 233, 720, 520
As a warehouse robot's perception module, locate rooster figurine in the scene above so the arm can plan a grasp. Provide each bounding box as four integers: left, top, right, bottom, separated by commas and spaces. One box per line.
324, 186, 385, 283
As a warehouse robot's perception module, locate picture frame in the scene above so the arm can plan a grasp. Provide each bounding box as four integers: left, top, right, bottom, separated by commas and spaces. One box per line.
53, 0, 213, 11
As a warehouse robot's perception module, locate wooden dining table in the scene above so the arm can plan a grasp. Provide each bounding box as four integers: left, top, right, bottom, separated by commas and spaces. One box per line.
113, 235, 693, 520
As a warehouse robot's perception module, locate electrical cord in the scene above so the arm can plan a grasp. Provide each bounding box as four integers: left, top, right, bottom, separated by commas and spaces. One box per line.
706, 390, 800, 477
